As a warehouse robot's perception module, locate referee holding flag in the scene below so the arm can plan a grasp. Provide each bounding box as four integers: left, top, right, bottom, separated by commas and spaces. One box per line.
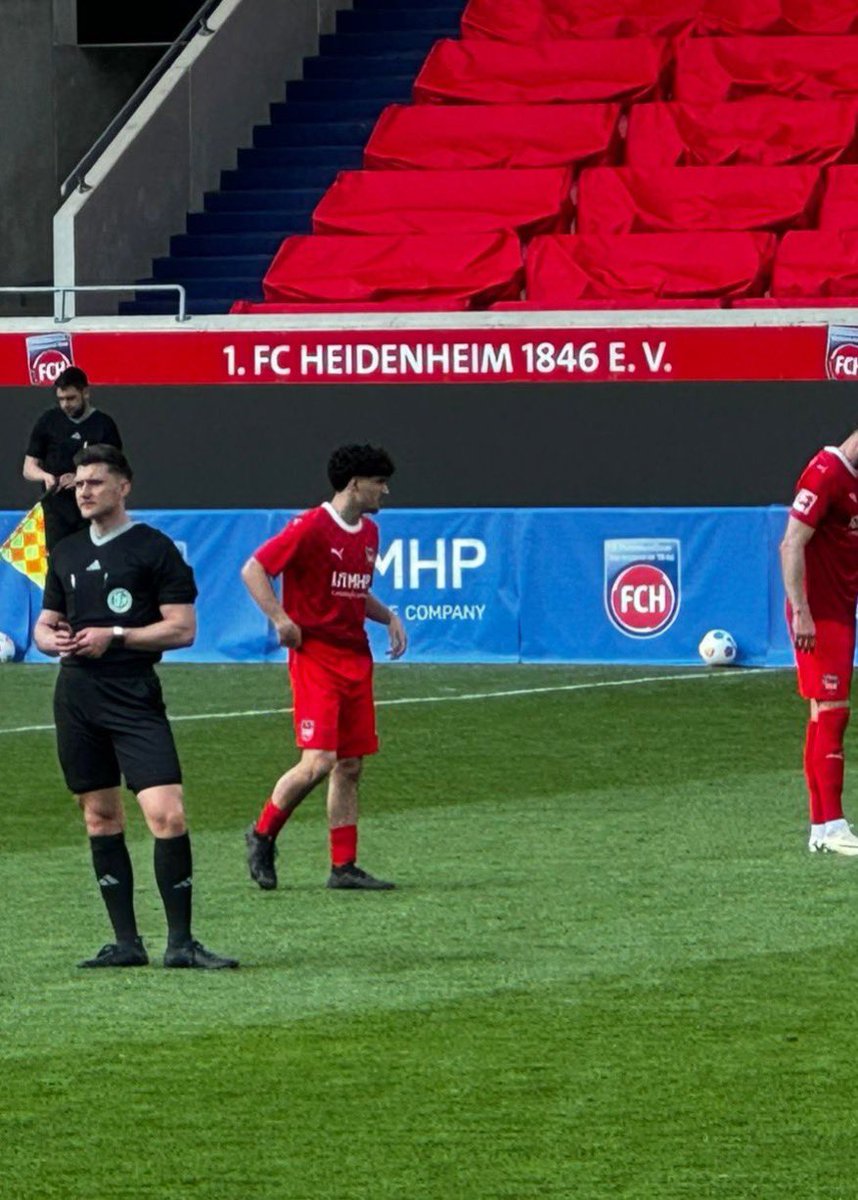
34, 444, 237, 970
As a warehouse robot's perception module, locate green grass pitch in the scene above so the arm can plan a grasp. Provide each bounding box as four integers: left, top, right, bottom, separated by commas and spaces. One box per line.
2, 661, 858, 1199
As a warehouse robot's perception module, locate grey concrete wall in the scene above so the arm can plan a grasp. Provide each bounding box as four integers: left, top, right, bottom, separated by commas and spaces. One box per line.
0, 0, 161, 311
0, 1, 55, 289
58, 0, 354, 309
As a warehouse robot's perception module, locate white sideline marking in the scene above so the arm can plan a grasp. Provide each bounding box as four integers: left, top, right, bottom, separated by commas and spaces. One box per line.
0, 668, 768, 736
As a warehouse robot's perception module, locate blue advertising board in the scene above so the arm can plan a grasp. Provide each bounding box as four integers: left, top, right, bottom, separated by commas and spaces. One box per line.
0, 506, 796, 666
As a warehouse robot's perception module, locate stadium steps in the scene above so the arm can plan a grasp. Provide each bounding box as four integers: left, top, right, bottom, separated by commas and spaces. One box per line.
121, 2, 461, 314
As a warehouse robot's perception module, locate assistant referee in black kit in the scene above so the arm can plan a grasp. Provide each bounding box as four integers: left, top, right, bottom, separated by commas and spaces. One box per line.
34, 444, 238, 970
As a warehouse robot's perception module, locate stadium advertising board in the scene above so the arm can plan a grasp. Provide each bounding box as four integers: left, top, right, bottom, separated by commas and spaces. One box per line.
0, 324, 843, 384
0, 506, 793, 667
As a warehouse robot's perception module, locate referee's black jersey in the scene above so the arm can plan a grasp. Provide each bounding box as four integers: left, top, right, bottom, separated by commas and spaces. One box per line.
43, 523, 197, 672
26, 407, 122, 481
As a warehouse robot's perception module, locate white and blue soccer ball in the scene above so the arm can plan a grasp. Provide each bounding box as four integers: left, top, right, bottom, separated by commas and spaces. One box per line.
698, 629, 738, 667
0, 631, 16, 663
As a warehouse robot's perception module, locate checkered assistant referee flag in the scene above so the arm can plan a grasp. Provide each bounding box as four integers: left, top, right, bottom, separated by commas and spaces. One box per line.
0, 503, 48, 589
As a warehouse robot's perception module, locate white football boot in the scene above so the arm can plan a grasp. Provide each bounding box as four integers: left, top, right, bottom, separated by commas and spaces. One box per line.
811, 820, 858, 856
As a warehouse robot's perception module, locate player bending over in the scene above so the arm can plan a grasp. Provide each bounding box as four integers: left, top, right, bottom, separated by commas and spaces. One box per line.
242, 444, 407, 890
781, 429, 858, 855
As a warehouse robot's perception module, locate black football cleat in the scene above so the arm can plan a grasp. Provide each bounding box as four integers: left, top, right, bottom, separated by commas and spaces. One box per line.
326, 862, 396, 891
163, 940, 239, 970
78, 937, 149, 968
245, 825, 278, 890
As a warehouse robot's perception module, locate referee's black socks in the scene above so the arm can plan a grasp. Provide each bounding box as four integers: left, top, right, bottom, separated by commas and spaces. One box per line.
89, 833, 139, 945
154, 832, 193, 948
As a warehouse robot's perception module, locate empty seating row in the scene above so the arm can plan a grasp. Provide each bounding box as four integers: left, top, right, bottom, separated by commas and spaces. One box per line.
414, 37, 858, 105
625, 98, 858, 166
313, 167, 574, 237
364, 103, 621, 171
252, 230, 858, 310
413, 38, 669, 105
366, 99, 857, 171
577, 165, 822, 233
460, 0, 858, 41
303, 165, 858, 237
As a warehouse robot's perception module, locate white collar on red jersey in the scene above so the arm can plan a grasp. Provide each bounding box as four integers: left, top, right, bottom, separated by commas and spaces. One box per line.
825, 446, 858, 478
322, 501, 363, 533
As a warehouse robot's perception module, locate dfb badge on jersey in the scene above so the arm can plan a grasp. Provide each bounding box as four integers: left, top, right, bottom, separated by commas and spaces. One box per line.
604, 538, 681, 639
826, 325, 858, 381
25, 332, 73, 386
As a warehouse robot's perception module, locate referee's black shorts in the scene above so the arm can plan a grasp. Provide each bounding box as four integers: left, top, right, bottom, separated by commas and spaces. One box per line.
53, 667, 182, 795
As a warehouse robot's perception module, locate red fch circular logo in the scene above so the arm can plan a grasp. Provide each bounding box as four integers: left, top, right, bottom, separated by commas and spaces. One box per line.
609, 563, 677, 636
828, 343, 858, 381
30, 349, 72, 386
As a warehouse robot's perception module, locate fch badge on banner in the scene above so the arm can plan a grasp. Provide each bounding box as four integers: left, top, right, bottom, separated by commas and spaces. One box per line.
604, 538, 681, 640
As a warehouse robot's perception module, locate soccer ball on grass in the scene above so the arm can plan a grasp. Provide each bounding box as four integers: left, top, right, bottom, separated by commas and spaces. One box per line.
0, 631, 16, 663
698, 629, 737, 666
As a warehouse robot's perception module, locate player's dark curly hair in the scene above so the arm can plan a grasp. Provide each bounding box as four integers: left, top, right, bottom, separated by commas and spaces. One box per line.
328, 444, 395, 492
73, 443, 134, 482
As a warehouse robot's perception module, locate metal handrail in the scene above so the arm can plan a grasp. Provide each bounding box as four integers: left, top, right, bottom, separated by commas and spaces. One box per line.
60, 0, 222, 199
0, 285, 189, 322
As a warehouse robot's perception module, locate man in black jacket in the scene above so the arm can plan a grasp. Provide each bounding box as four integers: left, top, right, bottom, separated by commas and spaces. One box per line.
23, 367, 122, 552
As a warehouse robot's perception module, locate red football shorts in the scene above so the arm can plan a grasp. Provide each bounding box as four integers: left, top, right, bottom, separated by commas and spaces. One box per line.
789, 611, 856, 702
288, 639, 378, 758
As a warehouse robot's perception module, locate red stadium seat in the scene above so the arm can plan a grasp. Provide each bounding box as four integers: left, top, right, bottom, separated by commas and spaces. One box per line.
364, 104, 621, 171
696, 0, 858, 36
230, 299, 471, 313
525, 233, 775, 301
576, 166, 821, 234
773, 231, 858, 295
413, 38, 669, 106
312, 168, 574, 238
262, 232, 523, 307
461, 0, 696, 41
490, 298, 723, 309
818, 166, 858, 228
675, 37, 858, 103
626, 99, 858, 168
732, 296, 858, 307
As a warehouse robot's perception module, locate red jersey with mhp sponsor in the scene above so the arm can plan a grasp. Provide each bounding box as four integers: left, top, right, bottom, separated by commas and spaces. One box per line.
253, 503, 378, 654
790, 446, 858, 623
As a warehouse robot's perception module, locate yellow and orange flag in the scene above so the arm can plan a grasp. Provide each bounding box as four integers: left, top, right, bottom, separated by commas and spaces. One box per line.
1, 503, 48, 589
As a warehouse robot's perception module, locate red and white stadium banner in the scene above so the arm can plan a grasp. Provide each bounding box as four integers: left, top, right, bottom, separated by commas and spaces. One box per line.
5, 324, 858, 386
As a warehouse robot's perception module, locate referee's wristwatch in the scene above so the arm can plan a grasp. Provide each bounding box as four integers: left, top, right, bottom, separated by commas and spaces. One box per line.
111, 626, 126, 644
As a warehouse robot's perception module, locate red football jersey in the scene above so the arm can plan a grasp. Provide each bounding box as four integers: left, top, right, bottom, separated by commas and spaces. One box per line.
253, 503, 378, 653
790, 446, 858, 622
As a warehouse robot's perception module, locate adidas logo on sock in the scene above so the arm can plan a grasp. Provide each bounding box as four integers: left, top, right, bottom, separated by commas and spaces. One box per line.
173, 876, 193, 890
97, 874, 119, 888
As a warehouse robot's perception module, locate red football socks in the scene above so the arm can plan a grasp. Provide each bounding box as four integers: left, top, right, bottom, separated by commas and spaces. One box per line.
804, 719, 822, 823
330, 823, 357, 867
255, 798, 290, 840
814, 707, 850, 823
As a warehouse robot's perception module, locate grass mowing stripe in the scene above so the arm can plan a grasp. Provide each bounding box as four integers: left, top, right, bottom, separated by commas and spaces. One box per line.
0, 665, 772, 735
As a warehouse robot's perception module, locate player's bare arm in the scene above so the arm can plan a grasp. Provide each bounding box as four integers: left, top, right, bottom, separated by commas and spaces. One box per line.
22, 454, 56, 490
33, 609, 76, 656
72, 604, 197, 659
366, 592, 407, 659
780, 516, 816, 651
241, 555, 302, 648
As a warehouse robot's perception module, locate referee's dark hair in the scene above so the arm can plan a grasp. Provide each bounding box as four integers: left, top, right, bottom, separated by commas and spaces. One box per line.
328, 444, 395, 492
56, 366, 89, 391
73, 443, 134, 482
